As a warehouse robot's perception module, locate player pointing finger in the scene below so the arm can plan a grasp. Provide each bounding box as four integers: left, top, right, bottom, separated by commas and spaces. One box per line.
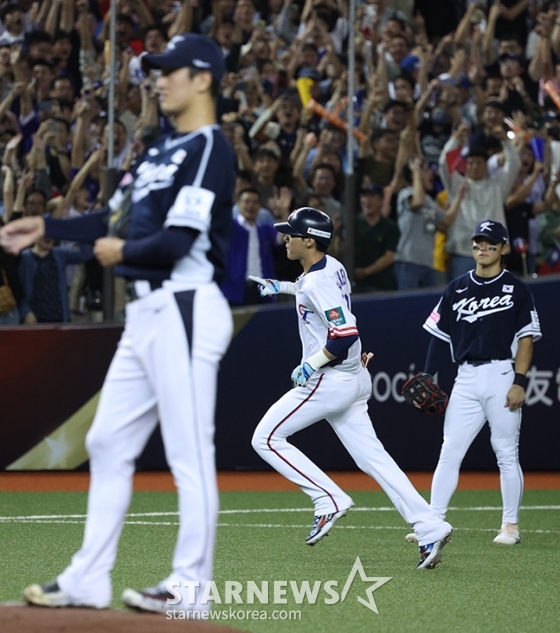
251, 207, 453, 570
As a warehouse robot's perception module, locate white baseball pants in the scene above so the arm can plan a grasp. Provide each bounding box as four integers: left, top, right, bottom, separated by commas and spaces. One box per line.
252, 367, 452, 546
57, 283, 232, 608
430, 360, 523, 526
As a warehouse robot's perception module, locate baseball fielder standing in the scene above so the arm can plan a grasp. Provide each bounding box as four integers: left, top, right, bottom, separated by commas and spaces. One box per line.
250, 207, 453, 569
0, 34, 235, 612
420, 220, 541, 545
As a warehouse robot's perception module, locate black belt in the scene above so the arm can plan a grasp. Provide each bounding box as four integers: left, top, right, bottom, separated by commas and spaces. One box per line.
464, 359, 506, 367
125, 280, 163, 302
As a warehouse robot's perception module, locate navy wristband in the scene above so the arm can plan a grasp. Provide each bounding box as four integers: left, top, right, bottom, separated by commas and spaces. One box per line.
513, 373, 528, 389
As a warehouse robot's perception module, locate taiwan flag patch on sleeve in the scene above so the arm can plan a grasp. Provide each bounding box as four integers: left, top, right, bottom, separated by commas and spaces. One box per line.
325, 307, 346, 326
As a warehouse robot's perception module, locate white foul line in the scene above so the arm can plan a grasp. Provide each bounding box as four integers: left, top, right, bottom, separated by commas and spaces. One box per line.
0, 506, 558, 530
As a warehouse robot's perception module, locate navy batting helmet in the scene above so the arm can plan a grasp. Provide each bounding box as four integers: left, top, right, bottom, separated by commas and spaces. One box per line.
274, 207, 334, 247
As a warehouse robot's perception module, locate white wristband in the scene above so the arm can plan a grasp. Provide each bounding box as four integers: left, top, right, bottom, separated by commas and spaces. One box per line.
306, 349, 332, 371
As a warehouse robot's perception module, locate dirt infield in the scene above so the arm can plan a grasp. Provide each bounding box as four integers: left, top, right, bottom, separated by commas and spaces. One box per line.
0, 471, 559, 491
0, 605, 245, 633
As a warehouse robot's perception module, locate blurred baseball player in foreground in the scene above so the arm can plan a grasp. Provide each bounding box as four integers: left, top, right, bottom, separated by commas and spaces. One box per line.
250, 207, 453, 569
414, 220, 541, 546
0, 34, 235, 613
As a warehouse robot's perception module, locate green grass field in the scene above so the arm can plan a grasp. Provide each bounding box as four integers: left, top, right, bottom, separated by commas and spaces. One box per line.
1, 488, 559, 633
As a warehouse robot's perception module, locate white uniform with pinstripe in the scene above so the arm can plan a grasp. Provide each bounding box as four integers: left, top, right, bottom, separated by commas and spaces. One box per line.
252, 255, 452, 546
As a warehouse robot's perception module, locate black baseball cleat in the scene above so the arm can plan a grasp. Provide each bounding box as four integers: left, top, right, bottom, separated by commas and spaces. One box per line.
122, 586, 176, 614
23, 580, 102, 608
306, 509, 348, 545
416, 531, 453, 569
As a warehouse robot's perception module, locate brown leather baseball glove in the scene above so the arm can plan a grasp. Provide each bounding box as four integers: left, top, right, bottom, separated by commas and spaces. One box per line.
402, 373, 448, 415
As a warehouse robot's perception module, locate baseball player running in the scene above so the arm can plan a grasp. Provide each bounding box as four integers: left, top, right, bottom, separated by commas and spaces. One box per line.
0, 34, 236, 613
250, 207, 453, 569
417, 220, 541, 546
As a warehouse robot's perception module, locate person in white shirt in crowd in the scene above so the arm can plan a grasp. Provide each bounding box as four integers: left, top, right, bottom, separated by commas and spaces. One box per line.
439, 123, 521, 281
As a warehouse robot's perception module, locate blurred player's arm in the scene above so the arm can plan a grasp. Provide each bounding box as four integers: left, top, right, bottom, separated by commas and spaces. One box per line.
94, 227, 199, 268
0, 208, 109, 255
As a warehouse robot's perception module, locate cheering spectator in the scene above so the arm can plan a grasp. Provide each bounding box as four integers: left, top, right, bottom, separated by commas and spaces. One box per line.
394, 158, 462, 290
439, 124, 521, 280
294, 161, 341, 221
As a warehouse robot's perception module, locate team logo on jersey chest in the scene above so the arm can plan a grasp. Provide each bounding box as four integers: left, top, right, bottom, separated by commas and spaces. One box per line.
453, 294, 514, 323
298, 304, 314, 324
325, 307, 346, 326
132, 161, 180, 203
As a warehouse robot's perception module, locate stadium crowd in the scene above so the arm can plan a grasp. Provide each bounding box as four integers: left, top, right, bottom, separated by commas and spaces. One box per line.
0, 0, 560, 321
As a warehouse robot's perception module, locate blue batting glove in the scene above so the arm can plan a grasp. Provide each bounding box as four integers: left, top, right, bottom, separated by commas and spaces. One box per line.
248, 275, 280, 297
291, 362, 316, 387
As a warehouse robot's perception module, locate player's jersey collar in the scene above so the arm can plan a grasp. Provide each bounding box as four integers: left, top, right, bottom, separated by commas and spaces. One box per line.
307, 256, 327, 273
163, 125, 220, 150
470, 269, 507, 286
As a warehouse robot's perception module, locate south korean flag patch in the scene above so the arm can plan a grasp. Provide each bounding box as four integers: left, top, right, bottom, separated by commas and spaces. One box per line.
325, 307, 346, 326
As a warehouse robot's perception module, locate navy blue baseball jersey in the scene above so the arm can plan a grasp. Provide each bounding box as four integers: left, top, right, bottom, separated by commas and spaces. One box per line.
424, 269, 541, 362
117, 124, 236, 284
